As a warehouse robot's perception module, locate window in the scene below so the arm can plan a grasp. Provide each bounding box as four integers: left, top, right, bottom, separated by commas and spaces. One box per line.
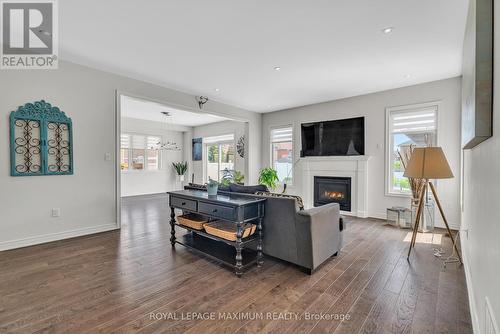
386, 104, 437, 195
205, 134, 235, 182
270, 126, 293, 184
121, 133, 161, 171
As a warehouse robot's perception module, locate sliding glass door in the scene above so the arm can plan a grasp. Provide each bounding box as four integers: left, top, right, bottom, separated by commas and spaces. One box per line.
206, 141, 235, 182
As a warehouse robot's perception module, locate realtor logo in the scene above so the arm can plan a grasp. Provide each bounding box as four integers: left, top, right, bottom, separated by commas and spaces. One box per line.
1, 0, 58, 69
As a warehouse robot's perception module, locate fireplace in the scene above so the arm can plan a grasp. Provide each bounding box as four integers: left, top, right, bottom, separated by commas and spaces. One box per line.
314, 176, 352, 211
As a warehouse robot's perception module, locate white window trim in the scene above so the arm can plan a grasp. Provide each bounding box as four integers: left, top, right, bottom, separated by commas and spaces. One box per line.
121, 132, 163, 173
384, 101, 440, 197
202, 133, 235, 183
269, 125, 294, 185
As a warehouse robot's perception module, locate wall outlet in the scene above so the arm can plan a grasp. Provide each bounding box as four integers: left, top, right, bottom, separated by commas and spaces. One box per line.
105, 153, 111, 161
51, 208, 61, 217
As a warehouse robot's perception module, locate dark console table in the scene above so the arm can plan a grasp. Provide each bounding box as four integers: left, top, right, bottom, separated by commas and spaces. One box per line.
167, 190, 266, 276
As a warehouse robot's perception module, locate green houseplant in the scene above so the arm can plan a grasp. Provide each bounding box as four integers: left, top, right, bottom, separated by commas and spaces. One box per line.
233, 170, 244, 184
172, 161, 188, 182
258, 167, 279, 190
220, 169, 245, 186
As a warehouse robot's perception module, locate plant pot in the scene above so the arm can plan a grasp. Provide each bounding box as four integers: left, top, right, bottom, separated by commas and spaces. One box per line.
179, 175, 185, 182
207, 183, 218, 196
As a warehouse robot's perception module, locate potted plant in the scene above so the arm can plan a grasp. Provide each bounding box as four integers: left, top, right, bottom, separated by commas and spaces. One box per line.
220, 169, 245, 186
172, 161, 188, 182
207, 178, 219, 196
233, 170, 244, 184
258, 167, 279, 191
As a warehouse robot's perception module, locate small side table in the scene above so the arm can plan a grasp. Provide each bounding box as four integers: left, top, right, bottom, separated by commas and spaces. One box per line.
386, 207, 412, 229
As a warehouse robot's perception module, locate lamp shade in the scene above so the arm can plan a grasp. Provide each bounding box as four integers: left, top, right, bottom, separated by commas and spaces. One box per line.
403, 147, 454, 179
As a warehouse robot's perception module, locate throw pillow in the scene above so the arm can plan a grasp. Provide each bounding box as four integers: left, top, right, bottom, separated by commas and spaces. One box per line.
255, 191, 305, 211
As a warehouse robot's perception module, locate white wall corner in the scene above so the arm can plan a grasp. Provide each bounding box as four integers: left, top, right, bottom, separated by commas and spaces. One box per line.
485, 297, 500, 334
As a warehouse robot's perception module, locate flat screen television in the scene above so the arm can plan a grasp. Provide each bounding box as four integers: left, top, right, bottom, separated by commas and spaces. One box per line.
301, 117, 365, 157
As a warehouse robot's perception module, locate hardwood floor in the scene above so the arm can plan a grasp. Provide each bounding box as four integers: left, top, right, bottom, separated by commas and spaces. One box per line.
0, 194, 473, 333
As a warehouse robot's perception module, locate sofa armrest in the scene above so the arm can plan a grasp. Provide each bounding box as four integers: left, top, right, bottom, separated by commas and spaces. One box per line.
295, 203, 341, 270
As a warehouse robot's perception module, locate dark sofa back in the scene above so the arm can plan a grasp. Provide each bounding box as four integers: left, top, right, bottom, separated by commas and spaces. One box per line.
239, 192, 300, 264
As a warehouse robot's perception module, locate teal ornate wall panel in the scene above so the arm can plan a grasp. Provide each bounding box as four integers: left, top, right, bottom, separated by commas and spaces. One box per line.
10, 101, 73, 176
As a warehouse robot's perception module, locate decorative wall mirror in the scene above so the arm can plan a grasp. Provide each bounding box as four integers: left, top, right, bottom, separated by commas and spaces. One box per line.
10, 100, 73, 176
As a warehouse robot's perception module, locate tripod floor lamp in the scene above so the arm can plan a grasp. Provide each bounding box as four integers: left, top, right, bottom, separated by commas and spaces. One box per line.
404, 147, 462, 264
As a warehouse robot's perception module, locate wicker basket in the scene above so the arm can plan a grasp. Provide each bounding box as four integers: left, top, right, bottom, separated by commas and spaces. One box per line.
177, 213, 209, 230
204, 220, 257, 241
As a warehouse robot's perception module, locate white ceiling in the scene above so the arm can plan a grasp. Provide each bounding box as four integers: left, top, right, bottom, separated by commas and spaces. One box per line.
120, 95, 230, 126
60, 0, 468, 113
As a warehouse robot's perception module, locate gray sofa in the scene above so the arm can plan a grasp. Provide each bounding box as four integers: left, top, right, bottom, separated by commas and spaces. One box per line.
244, 193, 343, 273
184, 184, 343, 273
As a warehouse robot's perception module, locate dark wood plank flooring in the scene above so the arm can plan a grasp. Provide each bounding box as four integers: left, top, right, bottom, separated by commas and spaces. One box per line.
0, 194, 473, 333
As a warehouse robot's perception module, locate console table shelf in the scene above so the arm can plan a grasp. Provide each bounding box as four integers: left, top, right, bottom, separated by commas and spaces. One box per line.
168, 190, 266, 277
177, 234, 259, 269
174, 223, 259, 246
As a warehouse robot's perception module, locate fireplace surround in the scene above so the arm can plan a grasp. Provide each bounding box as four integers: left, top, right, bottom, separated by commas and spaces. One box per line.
314, 176, 352, 211
302, 156, 370, 217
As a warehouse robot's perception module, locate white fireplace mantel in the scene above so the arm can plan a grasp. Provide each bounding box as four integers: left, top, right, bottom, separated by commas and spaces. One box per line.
301, 155, 371, 217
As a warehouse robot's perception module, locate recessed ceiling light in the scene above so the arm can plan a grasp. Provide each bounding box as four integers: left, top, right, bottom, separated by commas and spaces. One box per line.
382, 27, 394, 34
274, 66, 281, 71
214, 88, 220, 92
404, 74, 411, 78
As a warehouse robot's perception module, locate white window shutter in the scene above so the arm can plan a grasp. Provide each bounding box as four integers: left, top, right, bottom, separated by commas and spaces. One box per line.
271, 127, 293, 143
132, 135, 146, 149
390, 107, 437, 134
121, 134, 131, 149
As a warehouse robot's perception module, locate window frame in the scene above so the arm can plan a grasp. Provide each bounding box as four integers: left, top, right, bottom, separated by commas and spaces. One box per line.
120, 132, 163, 173
269, 125, 294, 185
385, 101, 440, 197
203, 133, 236, 182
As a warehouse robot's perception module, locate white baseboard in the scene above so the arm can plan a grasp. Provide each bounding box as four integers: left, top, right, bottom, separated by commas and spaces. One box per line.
485, 297, 499, 334
121, 192, 166, 198
461, 230, 481, 334
368, 212, 387, 220
0, 223, 119, 252
363, 211, 461, 229
340, 211, 386, 220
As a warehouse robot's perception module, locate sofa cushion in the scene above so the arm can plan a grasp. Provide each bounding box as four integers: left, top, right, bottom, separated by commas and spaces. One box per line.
255, 191, 305, 211
229, 184, 269, 194
187, 183, 231, 192
218, 184, 231, 192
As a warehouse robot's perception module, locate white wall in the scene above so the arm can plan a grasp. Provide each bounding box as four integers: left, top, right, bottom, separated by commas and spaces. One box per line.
190, 120, 247, 184
461, 2, 500, 332
262, 77, 462, 229
120, 117, 185, 197
0, 60, 260, 251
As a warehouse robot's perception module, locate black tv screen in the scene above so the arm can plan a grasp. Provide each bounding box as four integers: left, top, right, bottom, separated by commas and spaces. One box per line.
301, 117, 365, 156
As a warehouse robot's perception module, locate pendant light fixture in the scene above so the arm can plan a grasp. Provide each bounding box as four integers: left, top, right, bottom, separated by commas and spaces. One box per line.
154, 111, 180, 151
